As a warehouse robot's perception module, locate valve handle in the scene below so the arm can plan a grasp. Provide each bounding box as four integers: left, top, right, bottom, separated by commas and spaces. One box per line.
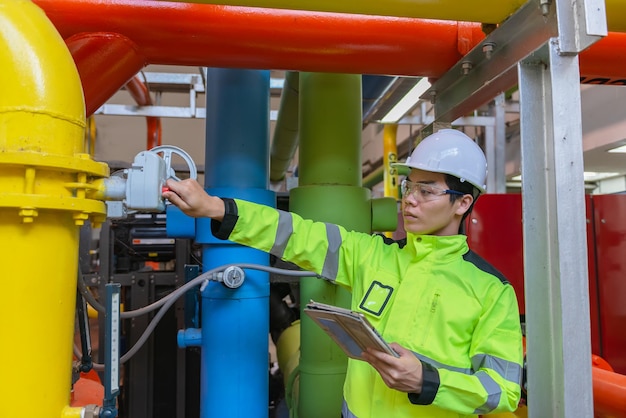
149, 145, 198, 181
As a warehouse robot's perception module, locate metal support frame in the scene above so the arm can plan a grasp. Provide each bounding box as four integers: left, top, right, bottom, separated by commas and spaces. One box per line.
519, 40, 594, 418
422, 0, 557, 123
517, 0, 605, 415
421, 0, 606, 416
94, 72, 284, 120
487, 94, 507, 193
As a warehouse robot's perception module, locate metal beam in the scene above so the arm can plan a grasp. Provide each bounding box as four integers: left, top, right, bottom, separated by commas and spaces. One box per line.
519, 38, 593, 418
422, 0, 557, 123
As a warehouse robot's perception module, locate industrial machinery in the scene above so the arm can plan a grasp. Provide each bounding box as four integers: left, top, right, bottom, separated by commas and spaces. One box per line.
4, 2, 626, 418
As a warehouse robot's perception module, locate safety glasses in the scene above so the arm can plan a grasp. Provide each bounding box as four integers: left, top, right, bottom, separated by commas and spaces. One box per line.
400, 179, 465, 202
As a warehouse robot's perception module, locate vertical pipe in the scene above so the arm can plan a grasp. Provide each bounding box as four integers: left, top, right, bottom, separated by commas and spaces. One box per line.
0, 1, 106, 417
292, 73, 367, 418
197, 68, 273, 418
382, 124, 399, 238
125, 75, 162, 149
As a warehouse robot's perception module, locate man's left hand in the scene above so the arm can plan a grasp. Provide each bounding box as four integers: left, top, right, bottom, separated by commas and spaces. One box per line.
361, 343, 423, 393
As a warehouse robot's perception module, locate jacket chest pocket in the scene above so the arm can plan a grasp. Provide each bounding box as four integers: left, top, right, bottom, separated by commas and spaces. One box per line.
358, 280, 394, 317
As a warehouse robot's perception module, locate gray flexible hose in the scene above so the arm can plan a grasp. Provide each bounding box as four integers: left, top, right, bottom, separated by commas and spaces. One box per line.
75, 263, 319, 367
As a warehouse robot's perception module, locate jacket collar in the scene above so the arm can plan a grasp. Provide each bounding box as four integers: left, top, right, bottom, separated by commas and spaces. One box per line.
405, 233, 468, 262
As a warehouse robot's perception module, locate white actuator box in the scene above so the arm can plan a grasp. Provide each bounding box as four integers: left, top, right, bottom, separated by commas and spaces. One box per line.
126, 151, 168, 212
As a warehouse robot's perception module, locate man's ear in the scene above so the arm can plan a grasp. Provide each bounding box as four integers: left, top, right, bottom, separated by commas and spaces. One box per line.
455, 194, 474, 216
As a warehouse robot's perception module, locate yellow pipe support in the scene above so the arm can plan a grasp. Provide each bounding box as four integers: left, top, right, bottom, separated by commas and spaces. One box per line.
0, 1, 109, 418
382, 124, 399, 200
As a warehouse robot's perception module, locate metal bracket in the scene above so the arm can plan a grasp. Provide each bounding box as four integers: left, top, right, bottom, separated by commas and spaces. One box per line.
555, 0, 607, 54
421, 0, 557, 123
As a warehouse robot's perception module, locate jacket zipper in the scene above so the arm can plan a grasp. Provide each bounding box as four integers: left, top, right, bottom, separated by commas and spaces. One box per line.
421, 292, 440, 346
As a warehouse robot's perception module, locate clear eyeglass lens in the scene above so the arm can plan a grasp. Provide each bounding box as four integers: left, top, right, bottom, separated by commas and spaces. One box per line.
401, 180, 447, 202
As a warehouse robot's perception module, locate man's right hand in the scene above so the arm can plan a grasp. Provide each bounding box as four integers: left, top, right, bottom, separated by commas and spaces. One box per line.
163, 178, 225, 221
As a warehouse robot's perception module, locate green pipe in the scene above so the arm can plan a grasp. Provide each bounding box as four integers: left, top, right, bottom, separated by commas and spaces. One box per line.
291, 73, 364, 418
298, 73, 362, 186
270, 71, 300, 182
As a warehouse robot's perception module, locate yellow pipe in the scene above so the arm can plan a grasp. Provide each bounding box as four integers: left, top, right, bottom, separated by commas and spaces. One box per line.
170, 0, 626, 32
382, 124, 399, 238
169, 0, 526, 25
276, 321, 301, 414
0, 1, 108, 417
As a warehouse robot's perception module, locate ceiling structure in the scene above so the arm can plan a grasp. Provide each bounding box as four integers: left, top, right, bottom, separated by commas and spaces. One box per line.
92, 65, 626, 195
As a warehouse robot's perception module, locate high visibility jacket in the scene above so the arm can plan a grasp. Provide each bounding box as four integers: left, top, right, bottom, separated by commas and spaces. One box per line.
213, 199, 523, 418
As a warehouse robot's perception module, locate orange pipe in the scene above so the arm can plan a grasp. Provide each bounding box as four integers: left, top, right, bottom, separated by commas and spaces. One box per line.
35, 0, 479, 78
579, 32, 626, 85
592, 355, 626, 418
125, 75, 162, 149
65, 32, 146, 116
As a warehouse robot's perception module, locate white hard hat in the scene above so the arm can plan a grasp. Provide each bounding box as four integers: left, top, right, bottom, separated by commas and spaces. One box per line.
393, 129, 487, 193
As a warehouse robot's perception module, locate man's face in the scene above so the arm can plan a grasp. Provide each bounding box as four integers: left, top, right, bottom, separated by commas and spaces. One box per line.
401, 169, 466, 236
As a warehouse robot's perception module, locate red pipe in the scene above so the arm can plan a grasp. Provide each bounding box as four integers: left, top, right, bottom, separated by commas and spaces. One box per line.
66, 32, 146, 116
125, 75, 162, 149
35, 0, 479, 78
36, 0, 626, 111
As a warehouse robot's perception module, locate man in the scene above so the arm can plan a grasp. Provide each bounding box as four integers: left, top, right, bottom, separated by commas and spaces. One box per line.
163, 128, 523, 417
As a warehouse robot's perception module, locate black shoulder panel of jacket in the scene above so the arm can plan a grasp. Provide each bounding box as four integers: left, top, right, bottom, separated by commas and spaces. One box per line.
211, 197, 238, 240
463, 249, 510, 285
376, 233, 407, 249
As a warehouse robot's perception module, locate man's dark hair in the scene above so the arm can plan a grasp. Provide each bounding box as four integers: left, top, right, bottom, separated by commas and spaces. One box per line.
444, 174, 481, 233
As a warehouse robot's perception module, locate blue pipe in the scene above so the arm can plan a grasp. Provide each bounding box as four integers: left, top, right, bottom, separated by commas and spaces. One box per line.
197, 68, 273, 418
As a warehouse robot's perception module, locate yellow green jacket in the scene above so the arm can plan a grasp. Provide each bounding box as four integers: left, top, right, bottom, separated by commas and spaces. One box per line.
213, 199, 523, 418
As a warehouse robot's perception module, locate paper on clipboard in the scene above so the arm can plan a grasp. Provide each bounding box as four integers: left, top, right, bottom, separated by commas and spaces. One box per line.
303, 300, 399, 360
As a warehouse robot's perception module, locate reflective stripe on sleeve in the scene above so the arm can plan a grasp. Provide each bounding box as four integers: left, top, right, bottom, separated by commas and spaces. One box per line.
413, 350, 515, 412
412, 351, 472, 375
473, 371, 502, 414
321, 223, 341, 280
271, 210, 293, 258
471, 353, 522, 385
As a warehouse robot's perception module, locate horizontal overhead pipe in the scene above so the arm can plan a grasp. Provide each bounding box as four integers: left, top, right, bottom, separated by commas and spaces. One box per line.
171, 0, 626, 33
34, 0, 482, 77
35, 0, 626, 87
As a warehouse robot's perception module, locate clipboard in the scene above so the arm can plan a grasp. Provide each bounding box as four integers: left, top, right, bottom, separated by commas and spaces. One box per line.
303, 300, 399, 360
